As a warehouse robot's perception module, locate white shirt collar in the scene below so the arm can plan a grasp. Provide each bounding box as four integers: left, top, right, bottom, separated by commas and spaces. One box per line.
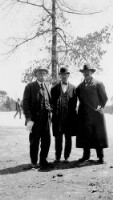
37, 80, 44, 86
61, 81, 68, 85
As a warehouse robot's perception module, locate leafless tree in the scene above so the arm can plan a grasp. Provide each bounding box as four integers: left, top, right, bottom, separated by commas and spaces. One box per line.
0, 0, 112, 82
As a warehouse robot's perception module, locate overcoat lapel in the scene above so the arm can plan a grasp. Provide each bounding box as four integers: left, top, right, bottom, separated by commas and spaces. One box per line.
33, 81, 40, 94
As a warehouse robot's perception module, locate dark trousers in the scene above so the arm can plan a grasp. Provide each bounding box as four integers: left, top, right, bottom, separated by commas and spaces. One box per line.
83, 147, 104, 159
14, 110, 21, 119
55, 134, 72, 160
29, 124, 50, 164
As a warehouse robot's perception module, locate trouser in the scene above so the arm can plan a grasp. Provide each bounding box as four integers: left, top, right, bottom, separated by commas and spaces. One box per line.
55, 134, 72, 160
83, 147, 104, 159
29, 125, 50, 164
14, 110, 21, 118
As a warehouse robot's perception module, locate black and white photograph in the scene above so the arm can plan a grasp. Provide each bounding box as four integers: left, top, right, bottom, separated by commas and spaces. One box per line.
0, 0, 113, 199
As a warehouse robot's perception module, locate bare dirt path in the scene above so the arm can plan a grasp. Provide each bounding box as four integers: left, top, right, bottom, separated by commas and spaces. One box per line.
0, 112, 113, 200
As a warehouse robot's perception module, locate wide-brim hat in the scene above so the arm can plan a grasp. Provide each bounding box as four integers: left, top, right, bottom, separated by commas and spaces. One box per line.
59, 67, 70, 74
80, 63, 96, 73
34, 68, 48, 76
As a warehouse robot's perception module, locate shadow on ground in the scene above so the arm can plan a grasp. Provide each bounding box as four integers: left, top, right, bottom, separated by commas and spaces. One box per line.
0, 160, 105, 175
0, 164, 32, 175
38, 159, 103, 172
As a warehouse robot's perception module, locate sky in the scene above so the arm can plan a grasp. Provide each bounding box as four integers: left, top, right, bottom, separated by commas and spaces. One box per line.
0, 0, 113, 101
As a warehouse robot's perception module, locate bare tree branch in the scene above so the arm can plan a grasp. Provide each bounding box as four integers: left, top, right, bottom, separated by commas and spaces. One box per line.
15, 0, 52, 16
4, 28, 52, 56
56, 27, 67, 43
57, 0, 112, 15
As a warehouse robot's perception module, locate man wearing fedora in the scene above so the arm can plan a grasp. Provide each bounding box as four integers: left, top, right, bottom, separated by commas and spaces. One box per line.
51, 66, 78, 163
23, 68, 52, 168
76, 63, 108, 164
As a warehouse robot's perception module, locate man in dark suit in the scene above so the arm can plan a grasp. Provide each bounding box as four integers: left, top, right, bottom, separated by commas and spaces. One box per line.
76, 63, 108, 164
23, 68, 52, 168
51, 66, 78, 163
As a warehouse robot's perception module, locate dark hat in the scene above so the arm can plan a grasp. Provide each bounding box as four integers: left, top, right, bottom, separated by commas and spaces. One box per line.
79, 63, 96, 73
34, 68, 48, 76
59, 67, 70, 74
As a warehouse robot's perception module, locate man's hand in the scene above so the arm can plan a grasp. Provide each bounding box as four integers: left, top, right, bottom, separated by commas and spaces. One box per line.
97, 105, 102, 109
26, 121, 34, 133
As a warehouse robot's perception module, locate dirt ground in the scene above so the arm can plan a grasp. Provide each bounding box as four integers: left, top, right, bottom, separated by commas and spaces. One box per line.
0, 111, 113, 200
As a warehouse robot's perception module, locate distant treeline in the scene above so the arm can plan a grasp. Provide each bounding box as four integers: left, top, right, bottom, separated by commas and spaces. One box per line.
104, 105, 113, 115
0, 99, 16, 111
0, 90, 20, 111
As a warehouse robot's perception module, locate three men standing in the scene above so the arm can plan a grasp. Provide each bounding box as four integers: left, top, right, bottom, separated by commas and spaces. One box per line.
23, 68, 51, 168
51, 67, 78, 162
23, 64, 108, 167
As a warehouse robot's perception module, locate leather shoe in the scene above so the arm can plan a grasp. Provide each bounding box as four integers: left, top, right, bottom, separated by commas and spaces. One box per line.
31, 163, 38, 169
64, 157, 69, 163
54, 159, 61, 164
78, 156, 89, 162
98, 158, 105, 164
39, 160, 49, 167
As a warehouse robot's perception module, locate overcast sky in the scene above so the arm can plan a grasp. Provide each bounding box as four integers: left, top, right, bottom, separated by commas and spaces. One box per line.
0, 0, 113, 100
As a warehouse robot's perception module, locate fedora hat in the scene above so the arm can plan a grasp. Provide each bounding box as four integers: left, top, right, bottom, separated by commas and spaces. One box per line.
80, 63, 96, 73
59, 67, 70, 74
34, 67, 48, 76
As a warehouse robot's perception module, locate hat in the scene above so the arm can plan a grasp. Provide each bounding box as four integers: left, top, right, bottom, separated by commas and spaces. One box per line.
34, 68, 48, 76
59, 67, 70, 74
79, 63, 96, 73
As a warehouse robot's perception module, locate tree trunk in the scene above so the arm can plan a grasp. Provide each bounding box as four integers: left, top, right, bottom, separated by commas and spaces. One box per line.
52, 0, 57, 84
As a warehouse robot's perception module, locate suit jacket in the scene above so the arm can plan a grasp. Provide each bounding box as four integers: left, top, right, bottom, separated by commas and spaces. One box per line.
51, 81, 78, 136
23, 81, 51, 125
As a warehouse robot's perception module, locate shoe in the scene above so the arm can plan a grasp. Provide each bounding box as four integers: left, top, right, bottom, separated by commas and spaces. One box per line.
54, 159, 61, 164
98, 158, 105, 164
39, 160, 49, 167
78, 156, 90, 163
31, 163, 38, 169
64, 157, 69, 163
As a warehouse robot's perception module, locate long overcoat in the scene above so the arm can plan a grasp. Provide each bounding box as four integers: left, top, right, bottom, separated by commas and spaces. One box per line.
23, 81, 51, 132
76, 78, 108, 149
51, 82, 78, 137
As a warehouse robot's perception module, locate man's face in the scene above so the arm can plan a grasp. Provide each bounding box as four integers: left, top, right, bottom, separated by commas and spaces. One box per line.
60, 73, 69, 83
83, 70, 92, 80
36, 71, 47, 82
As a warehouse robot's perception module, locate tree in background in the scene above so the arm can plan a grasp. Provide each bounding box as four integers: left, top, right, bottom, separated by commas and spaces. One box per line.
60, 25, 112, 71
0, 0, 113, 83
0, 90, 8, 105
21, 25, 112, 84
0, 90, 15, 111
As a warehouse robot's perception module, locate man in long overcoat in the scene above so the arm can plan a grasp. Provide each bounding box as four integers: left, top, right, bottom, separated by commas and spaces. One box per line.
51, 67, 78, 162
23, 68, 52, 168
76, 63, 108, 164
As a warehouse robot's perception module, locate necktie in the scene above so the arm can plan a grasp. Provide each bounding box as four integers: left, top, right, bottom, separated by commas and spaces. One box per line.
40, 83, 44, 90
85, 79, 91, 86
